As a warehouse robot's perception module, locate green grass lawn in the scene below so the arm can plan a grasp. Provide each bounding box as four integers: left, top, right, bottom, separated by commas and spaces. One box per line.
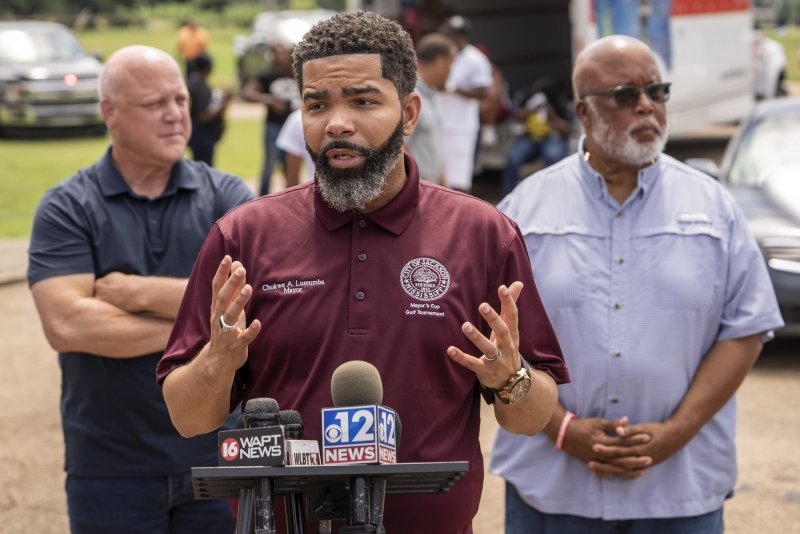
0, 19, 269, 239
0, 117, 262, 238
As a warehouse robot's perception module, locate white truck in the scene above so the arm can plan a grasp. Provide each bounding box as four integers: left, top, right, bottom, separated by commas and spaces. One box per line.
353, 0, 785, 136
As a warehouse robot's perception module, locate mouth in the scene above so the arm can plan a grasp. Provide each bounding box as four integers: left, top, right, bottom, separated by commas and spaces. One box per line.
324, 148, 365, 168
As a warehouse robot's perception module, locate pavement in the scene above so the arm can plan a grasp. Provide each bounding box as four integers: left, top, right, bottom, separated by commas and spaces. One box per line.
0, 238, 29, 286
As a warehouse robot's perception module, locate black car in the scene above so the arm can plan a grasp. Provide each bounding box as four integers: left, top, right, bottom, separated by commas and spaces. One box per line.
689, 97, 800, 336
0, 21, 104, 135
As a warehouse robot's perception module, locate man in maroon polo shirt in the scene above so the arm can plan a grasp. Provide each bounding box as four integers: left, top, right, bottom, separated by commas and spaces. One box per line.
156, 12, 569, 533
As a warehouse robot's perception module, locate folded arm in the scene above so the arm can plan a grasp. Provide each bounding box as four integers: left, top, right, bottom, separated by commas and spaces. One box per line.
30, 273, 180, 358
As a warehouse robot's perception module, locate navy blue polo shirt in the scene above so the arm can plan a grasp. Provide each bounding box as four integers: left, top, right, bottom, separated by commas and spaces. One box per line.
28, 147, 254, 477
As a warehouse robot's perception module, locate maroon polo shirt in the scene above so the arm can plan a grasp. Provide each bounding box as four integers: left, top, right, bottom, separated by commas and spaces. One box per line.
157, 155, 568, 533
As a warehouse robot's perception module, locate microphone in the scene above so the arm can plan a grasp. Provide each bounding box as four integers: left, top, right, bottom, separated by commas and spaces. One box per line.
321, 361, 400, 532
277, 410, 308, 534
218, 398, 286, 466
321, 361, 399, 466
280, 410, 321, 466
226, 398, 283, 534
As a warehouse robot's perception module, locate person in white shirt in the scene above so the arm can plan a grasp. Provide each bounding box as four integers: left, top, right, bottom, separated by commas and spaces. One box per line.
276, 108, 315, 186
438, 15, 493, 193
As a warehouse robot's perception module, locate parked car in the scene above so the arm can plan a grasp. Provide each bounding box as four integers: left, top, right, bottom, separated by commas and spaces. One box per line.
687, 98, 800, 336
0, 20, 104, 136
233, 9, 335, 86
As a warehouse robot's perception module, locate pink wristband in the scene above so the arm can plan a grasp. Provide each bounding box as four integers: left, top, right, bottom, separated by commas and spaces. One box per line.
554, 411, 576, 451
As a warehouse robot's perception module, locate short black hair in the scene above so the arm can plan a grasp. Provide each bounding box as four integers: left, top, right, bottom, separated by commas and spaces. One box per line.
416, 33, 455, 64
292, 11, 417, 98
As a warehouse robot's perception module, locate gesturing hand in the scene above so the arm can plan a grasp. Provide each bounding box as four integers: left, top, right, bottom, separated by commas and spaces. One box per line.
208, 255, 261, 373
447, 282, 524, 390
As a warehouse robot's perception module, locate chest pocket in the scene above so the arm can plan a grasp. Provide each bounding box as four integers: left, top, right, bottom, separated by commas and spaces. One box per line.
524, 225, 606, 309
631, 224, 725, 311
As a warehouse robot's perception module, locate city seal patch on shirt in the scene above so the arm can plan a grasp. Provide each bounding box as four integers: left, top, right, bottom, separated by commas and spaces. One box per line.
400, 257, 450, 302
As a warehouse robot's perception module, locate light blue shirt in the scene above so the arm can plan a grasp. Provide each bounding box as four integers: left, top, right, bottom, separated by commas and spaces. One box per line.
491, 139, 783, 520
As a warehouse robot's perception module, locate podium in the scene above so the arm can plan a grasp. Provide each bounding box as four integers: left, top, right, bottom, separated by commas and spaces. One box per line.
192, 462, 469, 533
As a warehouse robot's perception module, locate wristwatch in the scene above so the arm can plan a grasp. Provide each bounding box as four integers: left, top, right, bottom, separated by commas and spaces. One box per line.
491, 357, 533, 405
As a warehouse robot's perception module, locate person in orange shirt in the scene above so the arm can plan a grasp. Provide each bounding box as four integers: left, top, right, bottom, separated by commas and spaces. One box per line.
177, 18, 209, 78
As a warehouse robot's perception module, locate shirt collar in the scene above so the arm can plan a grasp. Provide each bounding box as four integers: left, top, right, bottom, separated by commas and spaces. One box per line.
315, 152, 420, 236
96, 146, 201, 198
577, 135, 662, 204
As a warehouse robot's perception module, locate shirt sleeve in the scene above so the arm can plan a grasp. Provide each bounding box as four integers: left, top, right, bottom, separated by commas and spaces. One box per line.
276, 110, 305, 156
489, 221, 570, 384
27, 185, 95, 285
215, 174, 256, 219
717, 198, 784, 341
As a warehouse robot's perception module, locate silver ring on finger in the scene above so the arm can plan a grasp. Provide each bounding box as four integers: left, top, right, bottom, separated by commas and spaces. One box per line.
484, 345, 501, 362
219, 315, 239, 332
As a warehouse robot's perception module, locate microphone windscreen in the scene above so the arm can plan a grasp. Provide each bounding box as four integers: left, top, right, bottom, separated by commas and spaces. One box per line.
331, 360, 383, 407
245, 397, 280, 416
278, 410, 303, 426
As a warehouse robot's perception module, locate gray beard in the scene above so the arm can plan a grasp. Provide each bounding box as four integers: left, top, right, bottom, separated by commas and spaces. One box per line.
311, 120, 405, 213
587, 100, 668, 166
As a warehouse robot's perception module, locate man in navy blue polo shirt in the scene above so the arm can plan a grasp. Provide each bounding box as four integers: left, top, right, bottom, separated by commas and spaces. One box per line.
28, 45, 253, 533
157, 12, 570, 533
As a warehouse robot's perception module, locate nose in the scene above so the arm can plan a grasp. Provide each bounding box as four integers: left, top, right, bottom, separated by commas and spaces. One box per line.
634, 89, 655, 114
324, 106, 355, 138
164, 98, 186, 123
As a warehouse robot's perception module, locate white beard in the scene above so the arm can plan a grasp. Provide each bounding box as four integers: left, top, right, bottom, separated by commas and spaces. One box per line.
587, 100, 668, 166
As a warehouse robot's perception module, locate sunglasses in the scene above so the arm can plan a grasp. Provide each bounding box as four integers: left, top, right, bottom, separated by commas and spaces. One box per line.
581, 82, 671, 107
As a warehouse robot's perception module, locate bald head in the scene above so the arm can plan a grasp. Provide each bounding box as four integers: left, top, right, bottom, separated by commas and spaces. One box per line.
99, 46, 182, 103
573, 35, 661, 99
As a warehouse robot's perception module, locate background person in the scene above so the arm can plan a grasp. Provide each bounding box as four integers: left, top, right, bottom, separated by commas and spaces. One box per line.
177, 17, 209, 78
27, 45, 254, 534
438, 15, 493, 193
241, 42, 300, 195
275, 108, 315, 186
187, 53, 232, 166
500, 76, 572, 197
491, 35, 783, 533
404, 32, 455, 185
156, 12, 569, 533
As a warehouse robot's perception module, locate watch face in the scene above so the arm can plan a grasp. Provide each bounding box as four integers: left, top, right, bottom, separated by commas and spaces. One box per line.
509, 377, 531, 403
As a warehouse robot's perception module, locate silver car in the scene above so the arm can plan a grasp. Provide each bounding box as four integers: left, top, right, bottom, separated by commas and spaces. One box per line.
689, 97, 800, 336
0, 21, 104, 135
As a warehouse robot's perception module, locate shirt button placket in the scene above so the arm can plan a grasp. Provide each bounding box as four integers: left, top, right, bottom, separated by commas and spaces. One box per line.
350, 218, 372, 332
608, 207, 628, 420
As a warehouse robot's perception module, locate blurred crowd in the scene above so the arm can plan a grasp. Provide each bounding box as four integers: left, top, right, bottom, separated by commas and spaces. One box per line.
179, 14, 575, 198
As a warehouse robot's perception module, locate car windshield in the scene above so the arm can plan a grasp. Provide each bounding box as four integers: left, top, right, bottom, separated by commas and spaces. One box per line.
0, 27, 85, 64
728, 113, 800, 186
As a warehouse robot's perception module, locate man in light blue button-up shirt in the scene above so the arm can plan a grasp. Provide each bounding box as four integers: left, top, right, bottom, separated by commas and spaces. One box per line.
491, 35, 784, 533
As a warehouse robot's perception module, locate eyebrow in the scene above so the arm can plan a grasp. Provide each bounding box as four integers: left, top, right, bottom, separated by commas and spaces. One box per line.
303, 85, 381, 101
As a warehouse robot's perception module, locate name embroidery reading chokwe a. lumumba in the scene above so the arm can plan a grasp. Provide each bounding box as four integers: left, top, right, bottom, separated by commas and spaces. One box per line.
261, 278, 326, 294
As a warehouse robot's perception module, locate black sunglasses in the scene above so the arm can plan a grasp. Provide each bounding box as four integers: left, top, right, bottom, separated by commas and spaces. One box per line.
581, 82, 671, 107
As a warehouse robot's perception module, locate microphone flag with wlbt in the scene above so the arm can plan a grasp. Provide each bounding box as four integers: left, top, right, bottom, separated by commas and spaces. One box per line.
321, 360, 399, 466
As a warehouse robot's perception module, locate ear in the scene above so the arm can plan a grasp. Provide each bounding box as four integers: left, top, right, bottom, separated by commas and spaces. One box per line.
574, 100, 591, 131
100, 99, 115, 127
401, 91, 422, 137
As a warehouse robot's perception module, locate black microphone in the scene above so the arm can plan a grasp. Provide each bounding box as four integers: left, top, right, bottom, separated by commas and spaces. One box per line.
277, 410, 307, 534
322, 361, 401, 533
242, 398, 282, 534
